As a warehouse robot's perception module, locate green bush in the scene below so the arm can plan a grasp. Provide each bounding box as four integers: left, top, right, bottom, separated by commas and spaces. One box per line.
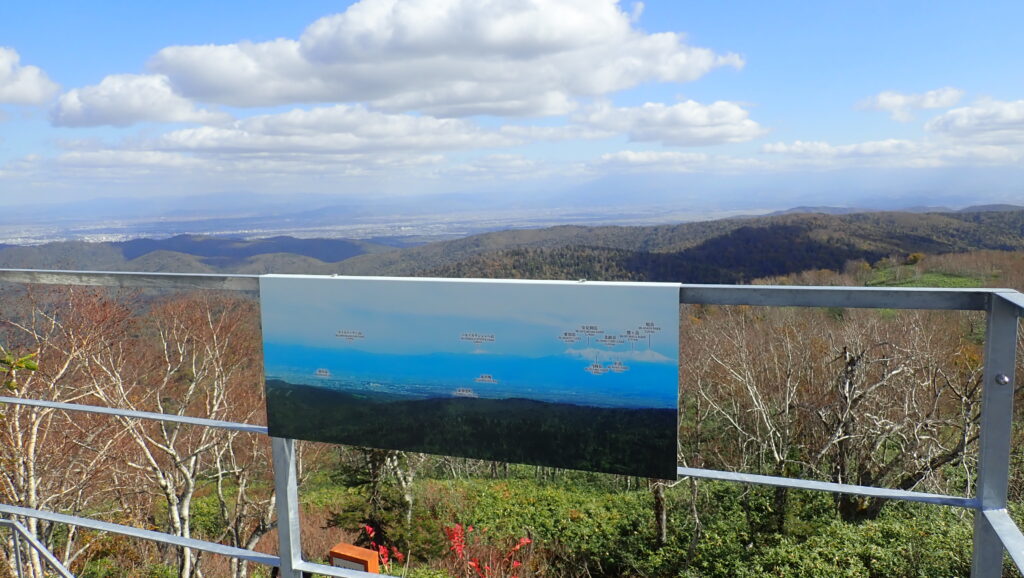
740, 505, 971, 578
406, 568, 453, 578
143, 564, 178, 578
189, 493, 228, 540
79, 558, 118, 578
415, 478, 658, 575
325, 473, 979, 577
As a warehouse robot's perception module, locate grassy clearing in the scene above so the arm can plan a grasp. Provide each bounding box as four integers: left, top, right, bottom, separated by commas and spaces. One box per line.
868, 266, 984, 288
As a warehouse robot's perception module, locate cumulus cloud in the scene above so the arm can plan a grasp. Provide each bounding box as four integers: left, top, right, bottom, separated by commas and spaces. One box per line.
442, 154, 547, 180
151, 104, 515, 153
581, 100, 765, 146
148, 0, 743, 115
0, 47, 59, 105
925, 99, 1024, 144
57, 150, 208, 169
604, 138, 1021, 175
498, 124, 614, 141
762, 139, 919, 158
861, 87, 963, 122
599, 150, 709, 168
596, 150, 768, 172
52, 74, 229, 127
762, 138, 1018, 168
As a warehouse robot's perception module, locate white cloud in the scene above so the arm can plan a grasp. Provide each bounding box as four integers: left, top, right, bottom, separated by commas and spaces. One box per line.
442, 154, 539, 180
762, 138, 1018, 168
47, 146, 447, 185
600, 150, 709, 169
861, 87, 963, 122
0, 47, 59, 105
152, 104, 515, 153
596, 150, 769, 172
581, 100, 765, 146
762, 139, 919, 157
51, 74, 230, 127
925, 99, 1024, 144
597, 138, 1022, 176
498, 124, 614, 141
148, 0, 742, 116
57, 150, 208, 169
0, 154, 43, 179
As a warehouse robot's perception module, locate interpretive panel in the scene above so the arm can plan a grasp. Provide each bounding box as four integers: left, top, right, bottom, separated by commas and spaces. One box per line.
260, 275, 680, 478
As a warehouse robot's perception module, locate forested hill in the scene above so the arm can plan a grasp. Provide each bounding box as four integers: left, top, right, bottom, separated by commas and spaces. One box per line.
1, 209, 1022, 282
0, 234, 390, 274
345, 209, 1024, 282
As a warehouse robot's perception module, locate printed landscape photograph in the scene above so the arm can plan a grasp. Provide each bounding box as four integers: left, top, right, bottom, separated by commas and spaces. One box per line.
260, 275, 680, 478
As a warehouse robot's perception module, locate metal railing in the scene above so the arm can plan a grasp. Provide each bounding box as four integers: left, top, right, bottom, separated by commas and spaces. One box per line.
0, 268, 1021, 577
0, 519, 74, 578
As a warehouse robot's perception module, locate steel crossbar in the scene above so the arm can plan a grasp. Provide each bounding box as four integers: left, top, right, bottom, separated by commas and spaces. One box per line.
676, 467, 977, 509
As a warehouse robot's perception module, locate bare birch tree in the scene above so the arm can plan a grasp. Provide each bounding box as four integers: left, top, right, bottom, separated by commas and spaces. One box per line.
0, 288, 131, 577
684, 304, 984, 523
79, 292, 268, 578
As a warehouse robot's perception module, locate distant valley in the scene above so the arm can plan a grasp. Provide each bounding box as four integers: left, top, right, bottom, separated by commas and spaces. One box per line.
2, 207, 1023, 284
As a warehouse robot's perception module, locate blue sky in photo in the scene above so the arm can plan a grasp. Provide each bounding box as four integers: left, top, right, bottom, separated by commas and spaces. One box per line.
260, 276, 680, 408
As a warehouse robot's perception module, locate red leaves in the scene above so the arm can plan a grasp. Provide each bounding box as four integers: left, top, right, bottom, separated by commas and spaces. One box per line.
362, 524, 404, 570
444, 523, 470, 559
443, 523, 531, 577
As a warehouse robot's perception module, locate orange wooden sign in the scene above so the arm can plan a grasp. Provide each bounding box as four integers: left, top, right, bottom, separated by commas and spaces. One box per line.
329, 542, 379, 573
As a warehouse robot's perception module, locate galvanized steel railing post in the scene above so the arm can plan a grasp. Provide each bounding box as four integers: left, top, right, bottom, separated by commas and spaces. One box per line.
12, 528, 22, 578
972, 294, 1021, 576
0, 520, 74, 578
272, 437, 303, 578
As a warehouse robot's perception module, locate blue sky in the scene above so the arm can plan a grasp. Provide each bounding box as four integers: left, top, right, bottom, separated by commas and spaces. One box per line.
2, 0, 1023, 211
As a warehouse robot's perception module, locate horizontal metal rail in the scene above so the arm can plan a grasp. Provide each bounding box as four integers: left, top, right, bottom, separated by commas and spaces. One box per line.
0, 518, 74, 578
676, 467, 976, 509
0, 268, 259, 291
0, 396, 269, 435
5, 268, 1024, 313
0, 504, 280, 568
0, 398, 387, 577
679, 283, 1000, 311
0, 506, 388, 578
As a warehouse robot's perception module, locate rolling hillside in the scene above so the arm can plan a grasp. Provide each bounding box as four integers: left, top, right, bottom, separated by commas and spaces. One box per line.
1, 209, 1022, 283
0, 234, 392, 274
362, 209, 1024, 282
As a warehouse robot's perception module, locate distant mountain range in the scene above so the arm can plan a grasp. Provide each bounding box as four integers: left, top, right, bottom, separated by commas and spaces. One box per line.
1, 207, 1022, 284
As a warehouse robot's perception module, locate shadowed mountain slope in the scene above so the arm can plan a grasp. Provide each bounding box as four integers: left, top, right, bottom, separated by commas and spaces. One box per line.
349, 210, 1024, 281
1, 210, 1022, 282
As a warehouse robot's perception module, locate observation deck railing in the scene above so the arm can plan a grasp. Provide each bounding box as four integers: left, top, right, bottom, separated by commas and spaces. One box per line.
0, 519, 74, 578
0, 268, 1021, 577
